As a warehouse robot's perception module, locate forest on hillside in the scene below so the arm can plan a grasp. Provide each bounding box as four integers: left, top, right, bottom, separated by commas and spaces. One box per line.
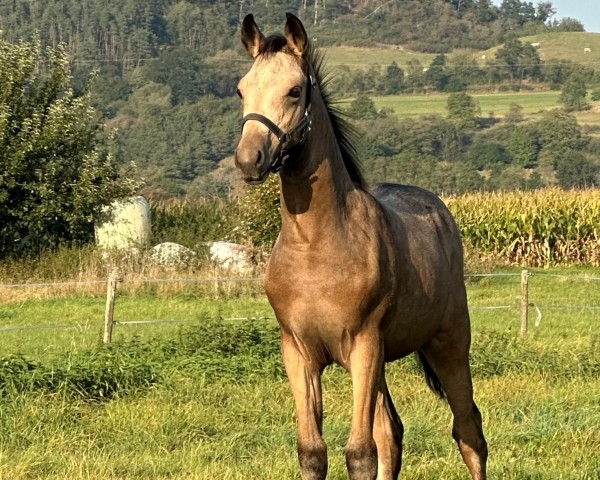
0, 0, 598, 200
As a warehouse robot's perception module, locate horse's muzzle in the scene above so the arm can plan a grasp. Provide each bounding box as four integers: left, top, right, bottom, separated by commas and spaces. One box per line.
234, 145, 270, 184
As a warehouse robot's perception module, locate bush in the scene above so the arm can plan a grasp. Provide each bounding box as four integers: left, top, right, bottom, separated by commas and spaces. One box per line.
232, 176, 281, 248
151, 199, 238, 249
0, 36, 140, 259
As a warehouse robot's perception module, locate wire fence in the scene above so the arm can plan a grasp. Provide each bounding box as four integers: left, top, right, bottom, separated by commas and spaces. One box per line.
1, 270, 599, 339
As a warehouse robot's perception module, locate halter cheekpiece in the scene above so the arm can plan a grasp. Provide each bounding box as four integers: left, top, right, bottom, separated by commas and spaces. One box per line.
241, 65, 317, 173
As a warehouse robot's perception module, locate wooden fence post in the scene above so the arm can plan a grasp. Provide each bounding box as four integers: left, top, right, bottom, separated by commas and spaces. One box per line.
103, 269, 120, 344
520, 269, 530, 337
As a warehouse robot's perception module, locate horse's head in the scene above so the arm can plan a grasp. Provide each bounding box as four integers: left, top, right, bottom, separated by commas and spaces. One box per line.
234, 13, 314, 184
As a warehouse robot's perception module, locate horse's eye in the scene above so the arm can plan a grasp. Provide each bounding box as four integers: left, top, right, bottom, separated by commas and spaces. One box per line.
288, 87, 302, 99
236, 88, 243, 99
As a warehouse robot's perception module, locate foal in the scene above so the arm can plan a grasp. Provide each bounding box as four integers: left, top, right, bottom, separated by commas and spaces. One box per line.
234, 13, 488, 480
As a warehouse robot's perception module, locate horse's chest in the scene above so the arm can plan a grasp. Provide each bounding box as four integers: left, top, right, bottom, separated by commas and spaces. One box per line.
265, 250, 385, 329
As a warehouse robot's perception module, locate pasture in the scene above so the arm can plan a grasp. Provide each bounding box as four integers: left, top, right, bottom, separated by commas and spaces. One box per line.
368, 92, 600, 132
481, 32, 600, 66
0, 270, 599, 479
322, 45, 436, 69
371, 91, 562, 118
323, 32, 600, 70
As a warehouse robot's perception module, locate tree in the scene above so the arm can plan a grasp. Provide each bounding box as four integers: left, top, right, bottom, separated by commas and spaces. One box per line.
473, 0, 498, 23
499, 0, 537, 26
469, 142, 512, 170
535, 110, 586, 175
560, 74, 590, 112
405, 59, 426, 92
535, 1, 556, 23
505, 102, 524, 123
495, 37, 541, 84
555, 152, 598, 188
0, 36, 140, 258
542, 60, 577, 88
383, 61, 404, 94
425, 54, 449, 91
348, 92, 379, 119
506, 125, 540, 167
140, 47, 238, 104
446, 92, 479, 130
551, 17, 585, 32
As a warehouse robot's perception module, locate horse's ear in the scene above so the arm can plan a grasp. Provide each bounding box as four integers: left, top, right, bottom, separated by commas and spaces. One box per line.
284, 13, 308, 57
241, 14, 265, 58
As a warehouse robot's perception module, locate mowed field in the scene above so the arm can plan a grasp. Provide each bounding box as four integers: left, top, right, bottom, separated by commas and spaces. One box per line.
362, 91, 600, 130
372, 91, 562, 118
0, 269, 599, 479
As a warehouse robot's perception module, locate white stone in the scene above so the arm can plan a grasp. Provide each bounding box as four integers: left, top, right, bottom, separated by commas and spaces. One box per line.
149, 242, 196, 267
208, 241, 253, 274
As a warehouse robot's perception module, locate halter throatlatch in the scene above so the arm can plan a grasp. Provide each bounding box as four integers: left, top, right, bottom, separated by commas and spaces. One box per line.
241, 66, 317, 173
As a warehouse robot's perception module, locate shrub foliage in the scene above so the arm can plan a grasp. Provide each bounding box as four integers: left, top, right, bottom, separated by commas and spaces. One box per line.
0, 36, 139, 259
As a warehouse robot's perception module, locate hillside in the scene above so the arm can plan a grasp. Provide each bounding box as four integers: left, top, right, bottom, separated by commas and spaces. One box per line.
479, 32, 600, 65
1, 0, 599, 200
319, 32, 600, 72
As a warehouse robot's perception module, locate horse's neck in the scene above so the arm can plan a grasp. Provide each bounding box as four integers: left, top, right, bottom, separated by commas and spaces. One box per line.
278, 95, 357, 245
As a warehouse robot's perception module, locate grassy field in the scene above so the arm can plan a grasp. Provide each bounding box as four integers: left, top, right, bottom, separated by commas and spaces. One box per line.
0, 269, 599, 478
481, 32, 600, 66
323, 32, 600, 70
367, 91, 600, 131
322, 45, 437, 69
371, 91, 562, 118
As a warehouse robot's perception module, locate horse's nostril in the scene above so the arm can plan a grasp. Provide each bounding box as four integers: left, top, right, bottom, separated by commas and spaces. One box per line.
255, 150, 263, 168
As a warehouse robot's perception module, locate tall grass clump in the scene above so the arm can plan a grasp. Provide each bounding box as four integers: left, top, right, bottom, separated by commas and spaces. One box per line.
447, 188, 600, 267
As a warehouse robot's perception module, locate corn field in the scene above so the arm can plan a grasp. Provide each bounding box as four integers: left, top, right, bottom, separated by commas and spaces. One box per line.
147, 188, 600, 268
446, 188, 600, 267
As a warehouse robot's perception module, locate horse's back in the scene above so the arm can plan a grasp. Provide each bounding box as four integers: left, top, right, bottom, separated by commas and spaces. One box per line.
371, 183, 455, 226
371, 182, 464, 279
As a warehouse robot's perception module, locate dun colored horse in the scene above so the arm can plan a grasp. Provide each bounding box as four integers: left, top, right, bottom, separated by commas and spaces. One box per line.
234, 13, 488, 480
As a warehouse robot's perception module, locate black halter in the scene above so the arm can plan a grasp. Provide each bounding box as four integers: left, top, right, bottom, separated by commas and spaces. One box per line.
241, 65, 317, 173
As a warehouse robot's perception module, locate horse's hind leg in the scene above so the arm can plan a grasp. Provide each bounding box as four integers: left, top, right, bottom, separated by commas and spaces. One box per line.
421, 331, 488, 480
281, 330, 328, 480
373, 374, 403, 480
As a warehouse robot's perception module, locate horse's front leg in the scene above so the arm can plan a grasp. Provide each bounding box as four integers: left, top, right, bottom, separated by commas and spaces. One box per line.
345, 331, 383, 480
281, 329, 327, 480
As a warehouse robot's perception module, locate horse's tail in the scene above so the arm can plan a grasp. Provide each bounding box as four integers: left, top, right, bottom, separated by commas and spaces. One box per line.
416, 351, 446, 400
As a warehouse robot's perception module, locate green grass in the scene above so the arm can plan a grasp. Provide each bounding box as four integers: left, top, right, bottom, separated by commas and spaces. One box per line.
0, 293, 271, 356
322, 32, 600, 71
0, 269, 599, 478
481, 32, 600, 66
370, 91, 562, 118
363, 91, 600, 132
322, 45, 437, 70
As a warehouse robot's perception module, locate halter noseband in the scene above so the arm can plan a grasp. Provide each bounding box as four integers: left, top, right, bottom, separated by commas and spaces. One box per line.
241, 65, 317, 173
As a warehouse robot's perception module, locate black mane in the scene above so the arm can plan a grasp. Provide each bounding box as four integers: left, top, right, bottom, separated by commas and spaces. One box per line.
259, 34, 367, 190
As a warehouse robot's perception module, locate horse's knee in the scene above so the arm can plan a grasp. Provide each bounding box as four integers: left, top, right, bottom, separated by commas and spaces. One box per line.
298, 441, 328, 480
345, 440, 378, 480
